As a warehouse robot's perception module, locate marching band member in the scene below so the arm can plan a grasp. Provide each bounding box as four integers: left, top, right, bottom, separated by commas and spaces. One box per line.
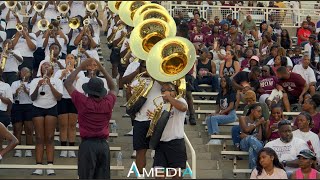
74, 24, 99, 49
54, 54, 84, 158
69, 1, 87, 18
71, 34, 99, 65
44, 1, 59, 21
30, 62, 63, 175
0, 20, 7, 51
1, 39, 23, 85
4, 5, 23, 39
83, 10, 103, 37
0, 69, 13, 128
37, 43, 66, 77
12, 22, 37, 71
151, 82, 188, 178
42, 25, 67, 59
11, 67, 33, 158
67, 15, 82, 53
30, 8, 45, 33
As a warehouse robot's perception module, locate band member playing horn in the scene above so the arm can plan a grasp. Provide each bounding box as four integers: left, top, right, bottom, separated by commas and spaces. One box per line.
43, 1, 59, 21
29, 62, 63, 175
150, 82, 188, 178
1, 39, 23, 85
83, 10, 103, 37
10, 67, 33, 158
42, 25, 67, 59
64, 58, 116, 179
74, 24, 99, 49
0, 69, 13, 128
4, 4, 23, 39
68, 1, 87, 18
71, 35, 99, 65
54, 54, 84, 158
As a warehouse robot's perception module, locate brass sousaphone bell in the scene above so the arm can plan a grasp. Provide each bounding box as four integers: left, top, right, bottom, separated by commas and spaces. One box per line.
129, 19, 176, 61
132, 3, 168, 23
108, 1, 123, 14
133, 9, 176, 37
118, 1, 150, 27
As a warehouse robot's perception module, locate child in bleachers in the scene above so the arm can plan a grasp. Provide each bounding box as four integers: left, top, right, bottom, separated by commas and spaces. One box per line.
265, 105, 284, 142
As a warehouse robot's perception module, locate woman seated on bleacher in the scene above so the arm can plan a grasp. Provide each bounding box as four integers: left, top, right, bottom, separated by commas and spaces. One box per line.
290, 149, 320, 179
239, 103, 265, 169
250, 147, 287, 179
206, 76, 236, 145
265, 105, 284, 142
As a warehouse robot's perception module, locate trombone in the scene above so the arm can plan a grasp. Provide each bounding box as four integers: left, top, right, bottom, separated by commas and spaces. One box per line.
37, 19, 50, 31
68, 17, 80, 30
33, 1, 45, 13
57, 2, 70, 16
86, 1, 98, 17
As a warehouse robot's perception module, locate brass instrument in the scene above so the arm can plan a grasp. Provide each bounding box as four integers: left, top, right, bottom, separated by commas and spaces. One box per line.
118, 1, 150, 27
146, 95, 165, 137
33, 1, 45, 13
16, 23, 24, 32
115, 32, 127, 48
50, 49, 54, 66
40, 70, 48, 96
129, 19, 175, 60
108, 1, 124, 14
86, 1, 98, 13
57, 2, 70, 15
15, 76, 26, 104
132, 3, 168, 24
6, 1, 23, 16
107, 24, 124, 47
68, 17, 81, 29
0, 43, 9, 70
37, 19, 50, 31
120, 49, 131, 65
77, 40, 83, 67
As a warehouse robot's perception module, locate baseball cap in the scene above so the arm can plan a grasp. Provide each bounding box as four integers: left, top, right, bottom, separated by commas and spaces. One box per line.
250, 56, 260, 62
297, 149, 317, 160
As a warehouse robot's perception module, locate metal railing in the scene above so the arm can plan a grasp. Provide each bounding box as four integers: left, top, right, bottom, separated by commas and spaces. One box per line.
168, 2, 320, 28
184, 132, 196, 179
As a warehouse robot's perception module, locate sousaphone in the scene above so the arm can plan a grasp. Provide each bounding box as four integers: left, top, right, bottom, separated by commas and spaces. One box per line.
118, 1, 150, 27
129, 19, 176, 60
108, 1, 123, 14
132, 3, 168, 24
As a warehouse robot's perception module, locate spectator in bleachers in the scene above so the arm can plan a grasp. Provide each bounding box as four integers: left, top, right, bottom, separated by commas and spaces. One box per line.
262, 45, 278, 65
267, 14, 276, 28
201, 20, 211, 36
292, 112, 320, 161
206, 76, 236, 145
206, 26, 220, 48
259, 32, 274, 60
304, 34, 317, 59
244, 38, 259, 56
276, 66, 308, 112
259, 21, 272, 41
240, 49, 254, 69
258, 65, 278, 104
189, 26, 206, 44
290, 1, 301, 26
297, 21, 312, 46
290, 47, 303, 66
213, 16, 221, 28
265, 105, 284, 141
227, 25, 245, 49
232, 66, 261, 92
243, 55, 260, 72
240, 15, 258, 41
298, 95, 320, 136
188, 13, 201, 32
219, 21, 230, 47
290, 149, 320, 179
267, 47, 293, 69
193, 47, 219, 93
239, 103, 265, 169
250, 147, 287, 179
265, 120, 309, 175
306, 15, 316, 30
311, 43, 320, 67
219, 50, 240, 78
292, 55, 316, 95
271, 55, 287, 77
279, 29, 292, 50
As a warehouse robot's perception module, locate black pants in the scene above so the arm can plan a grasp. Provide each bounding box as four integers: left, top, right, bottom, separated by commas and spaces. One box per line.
2, 72, 18, 86
78, 138, 110, 179
19, 57, 34, 71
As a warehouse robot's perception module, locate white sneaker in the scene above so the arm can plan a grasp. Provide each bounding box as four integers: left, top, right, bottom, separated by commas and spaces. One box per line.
32, 169, 43, 175
131, 150, 136, 159
151, 150, 155, 159
46, 169, 55, 176
25, 150, 32, 157
54, 136, 60, 141
117, 90, 123, 97
68, 151, 76, 158
206, 139, 222, 145
125, 127, 133, 136
60, 150, 68, 157
14, 150, 22, 157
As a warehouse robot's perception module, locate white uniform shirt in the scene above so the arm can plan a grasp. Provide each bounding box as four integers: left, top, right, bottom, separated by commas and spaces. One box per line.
11, 80, 33, 104
5, 12, 23, 30
60, 17, 70, 35
0, 81, 13, 111
13, 33, 37, 57
292, 64, 316, 85
71, 48, 99, 63
160, 98, 187, 142
37, 59, 66, 77
70, 1, 86, 18
31, 14, 43, 33
75, 76, 109, 94
54, 69, 85, 99
44, 4, 59, 20
29, 77, 63, 108
42, 36, 65, 56
68, 28, 82, 46
2, 50, 22, 72
293, 129, 320, 162
90, 17, 102, 37
123, 61, 140, 77
0, 21, 7, 48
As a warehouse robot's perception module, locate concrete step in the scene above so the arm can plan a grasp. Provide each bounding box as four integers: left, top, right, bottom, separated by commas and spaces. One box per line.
197, 169, 223, 179
196, 159, 218, 170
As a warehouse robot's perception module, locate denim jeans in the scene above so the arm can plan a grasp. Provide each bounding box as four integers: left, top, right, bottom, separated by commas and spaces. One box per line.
232, 125, 241, 146
194, 75, 220, 92
206, 110, 237, 134
240, 136, 263, 169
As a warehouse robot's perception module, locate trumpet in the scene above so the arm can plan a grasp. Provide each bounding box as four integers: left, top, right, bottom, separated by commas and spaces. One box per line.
37, 19, 50, 31
15, 76, 26, 104
83, 18, 90, 26
40, 70, 48, 96
0, 43, 9, 70
107, 24, 124, 47
16, 23, 23, 32
77, 40, 83, 67
58, 2, 70, 15
33, 1, 45, 13
86, 1, 98, 13
120, 49, 131, 65
69, 17, 80, 29
50, 49, 54, 66
115, 32, 127, 48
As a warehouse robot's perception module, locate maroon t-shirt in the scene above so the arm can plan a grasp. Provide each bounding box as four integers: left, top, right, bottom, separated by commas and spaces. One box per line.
71, 90, 116, 139
190, 33, 206, 43
259, 76, 278, 94
268, 117, 281, 141
278, 72, 306, 97
201, 26, 212, 35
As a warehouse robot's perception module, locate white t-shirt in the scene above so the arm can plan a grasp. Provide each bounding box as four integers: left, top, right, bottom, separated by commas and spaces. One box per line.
70, 1, 86, 18
71, 48, 99, 63
120, 38, 130, 53
134, 80, 162, 121
267, 56, 293, 67
11, 80, 32, 105
304, 43, 312, 58
160, 98, 187, 142
0, 81, 13, 111
2, 50, 22, 72
90, 17, 102, 37
123, 61, 140, 77
42, 36, 65, 56
264, 137, 309, 173
68, 27, 82, 46
13, 33, 37, 57
54, 69, 85, 99
37, 59, 66, 77
292, 64, 316, 85
0, 21, 7, 48
60, 17, 70, 35
75, 76, 109, 94
31, 14, 43, 33
293, 129, 320, 162
44, 4, 59, 20
29, 77, 63, 109
5, 11, 23, 30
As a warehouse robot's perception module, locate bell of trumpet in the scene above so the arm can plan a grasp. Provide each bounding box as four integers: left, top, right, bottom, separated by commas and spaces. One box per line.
133, 9, 176, 36
108, 1, 123, 14
119, 1, 150, 27
68, 17, 80, 29
33, 1, 45, 13
86, 1, 98, 13
58, 2, 70, 14
130, 19, 176, 60
37, 19, 50, 31
146, 37, 196, 82
16, 23, 24, 32
83, 18, 90, 26
132, 3, 168, 24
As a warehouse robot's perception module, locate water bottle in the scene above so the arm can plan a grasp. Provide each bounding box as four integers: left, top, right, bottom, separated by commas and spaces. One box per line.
111, 122, 117, 133
117, 152, 123, 166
